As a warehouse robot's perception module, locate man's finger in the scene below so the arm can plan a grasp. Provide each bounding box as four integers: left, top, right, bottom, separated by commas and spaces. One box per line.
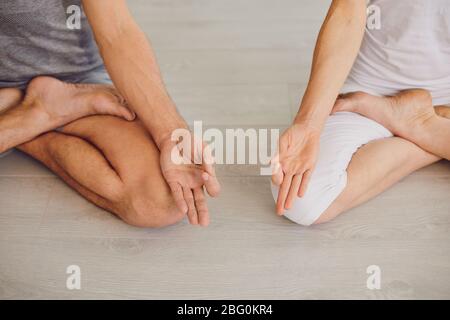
183, 187, 198, 225
202, 147, 217, 180
298, 169, 313, 197
168, 182, 188, 214
200, 144, 221, 197
192, 136, 204, 165
285, 174, 302, 209
193, 188, 209, 227
203, 172, 221, 197
202, 143, 215, 167
276, 174, 293, 215
118, 105, 136, 121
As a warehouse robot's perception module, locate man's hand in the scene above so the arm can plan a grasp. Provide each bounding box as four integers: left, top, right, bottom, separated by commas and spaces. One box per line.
160, 136, 220, 227
272, 123, 321, 215
82, 0, 222, 225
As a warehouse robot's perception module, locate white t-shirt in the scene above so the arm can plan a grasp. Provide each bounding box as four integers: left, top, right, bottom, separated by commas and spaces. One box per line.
343, 0, 450, 105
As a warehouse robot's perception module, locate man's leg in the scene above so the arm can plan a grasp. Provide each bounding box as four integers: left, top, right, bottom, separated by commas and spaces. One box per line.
0, 88, 23, 157
0, 85, 183, 228
0, 88, 23, 114
0, 76, 134, 153
18, 115, 185, 228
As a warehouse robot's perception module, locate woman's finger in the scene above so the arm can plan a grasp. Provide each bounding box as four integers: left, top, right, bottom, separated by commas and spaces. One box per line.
276, 174, 293, 215
193, 188, 209, 227
270, 155, 284, 186
183, 187, 198, 225
298, 169, 313, 197
285, 174, 303, 209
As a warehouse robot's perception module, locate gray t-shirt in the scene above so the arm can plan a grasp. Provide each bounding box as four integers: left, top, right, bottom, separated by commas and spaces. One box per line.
0, 0, 104, 89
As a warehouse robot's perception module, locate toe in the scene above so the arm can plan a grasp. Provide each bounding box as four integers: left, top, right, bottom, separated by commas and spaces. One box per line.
332, 98, 351, 113
112, 99, 136, 121
435, 106, 450, 119
92, 91, 136, 121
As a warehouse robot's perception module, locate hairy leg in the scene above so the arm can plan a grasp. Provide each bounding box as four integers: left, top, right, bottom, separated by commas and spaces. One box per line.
0, 76, 134, 153
0, 88, 23, 114
334, 89, 450, 159
18, 115, 185, 228
18, 130, 123, 213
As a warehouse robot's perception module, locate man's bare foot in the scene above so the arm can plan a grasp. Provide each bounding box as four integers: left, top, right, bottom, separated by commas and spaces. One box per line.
332, 89, 436, 138
23, 76, 135, 129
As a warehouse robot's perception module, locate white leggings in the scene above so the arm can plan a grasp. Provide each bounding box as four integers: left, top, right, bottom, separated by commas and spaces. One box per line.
271, 111, 393, 226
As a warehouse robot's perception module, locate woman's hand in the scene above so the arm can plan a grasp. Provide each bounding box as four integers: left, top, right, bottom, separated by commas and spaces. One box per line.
267, 0, 367, 216
272, 123, 321, 215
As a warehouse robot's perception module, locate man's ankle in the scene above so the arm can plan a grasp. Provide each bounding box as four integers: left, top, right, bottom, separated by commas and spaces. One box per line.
20, 101, 56, 133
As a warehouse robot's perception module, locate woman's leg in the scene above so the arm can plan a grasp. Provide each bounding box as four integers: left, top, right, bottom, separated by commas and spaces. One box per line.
315, 91, 450, 224
334, 89, 450, 159
272, 97, 448, 225
315, 136, 440, 224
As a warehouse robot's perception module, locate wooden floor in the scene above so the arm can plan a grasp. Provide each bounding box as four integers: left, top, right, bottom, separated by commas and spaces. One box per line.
1, 0, 450, 299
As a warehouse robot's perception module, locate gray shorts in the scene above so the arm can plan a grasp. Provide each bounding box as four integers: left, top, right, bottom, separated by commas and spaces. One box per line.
0, 65, 113, 91
57, 66, 113, 87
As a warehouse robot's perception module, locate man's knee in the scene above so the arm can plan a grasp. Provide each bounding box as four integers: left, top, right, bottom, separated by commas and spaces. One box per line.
116, 184, 184, 228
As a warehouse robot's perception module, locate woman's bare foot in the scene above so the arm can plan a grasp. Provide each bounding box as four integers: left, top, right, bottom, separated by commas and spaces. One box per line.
332, 89, 436, 139
23, 76, 135, 129
435, 105, 450, 119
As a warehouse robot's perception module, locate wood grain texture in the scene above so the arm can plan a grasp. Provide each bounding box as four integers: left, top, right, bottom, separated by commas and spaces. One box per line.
0, 0, 449, 299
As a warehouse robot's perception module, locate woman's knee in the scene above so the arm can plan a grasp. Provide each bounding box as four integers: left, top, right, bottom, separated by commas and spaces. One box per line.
270, 112, 394, 226
271, 182, 344, 226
